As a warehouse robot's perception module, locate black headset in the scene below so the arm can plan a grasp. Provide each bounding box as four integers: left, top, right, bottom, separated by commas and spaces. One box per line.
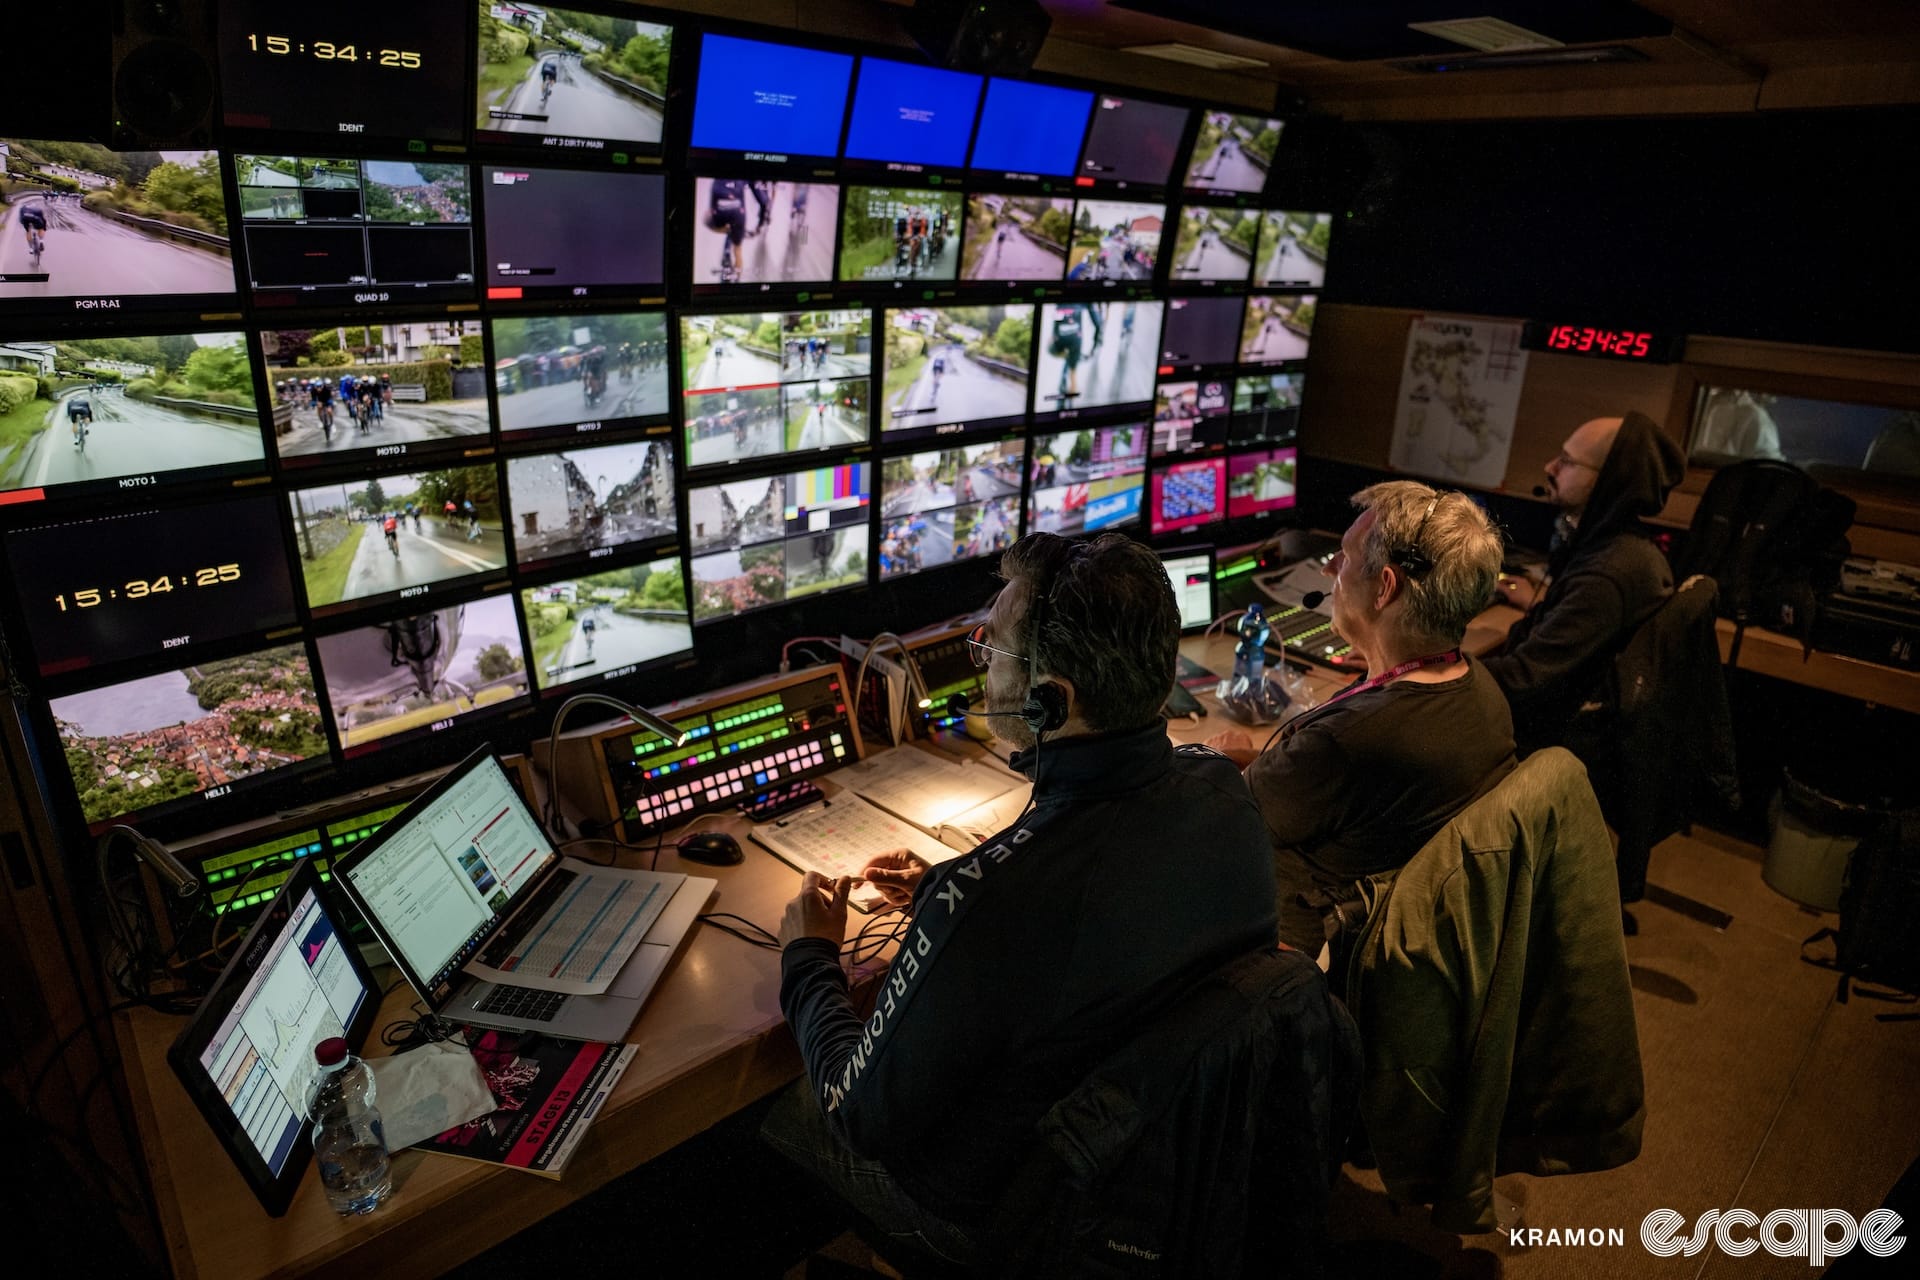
1387, 494, 1441, 582
1020, 557, 1071, 735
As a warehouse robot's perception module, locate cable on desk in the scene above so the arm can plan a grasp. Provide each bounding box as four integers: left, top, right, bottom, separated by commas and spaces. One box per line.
697, 912, 782, 950
843, 907, 911, 967
380, 1005, 482, 1052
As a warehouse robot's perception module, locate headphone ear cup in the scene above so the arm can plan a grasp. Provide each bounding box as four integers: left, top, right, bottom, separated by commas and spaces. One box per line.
1022, 683, 1068, 734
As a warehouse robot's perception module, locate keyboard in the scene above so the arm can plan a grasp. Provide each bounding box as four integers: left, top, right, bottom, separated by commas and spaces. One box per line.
474, 985, 568, 1023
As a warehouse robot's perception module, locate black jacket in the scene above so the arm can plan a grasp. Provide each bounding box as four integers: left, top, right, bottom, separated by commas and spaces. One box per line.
779, 726, 1278, 1228
1483, 410, 1686, 753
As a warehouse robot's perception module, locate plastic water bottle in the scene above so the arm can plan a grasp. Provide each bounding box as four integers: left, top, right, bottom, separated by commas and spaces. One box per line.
308, 1037, 393, 1215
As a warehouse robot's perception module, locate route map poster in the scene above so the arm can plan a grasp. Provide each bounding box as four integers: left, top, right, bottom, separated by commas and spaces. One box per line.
1389, 316, 1529, 490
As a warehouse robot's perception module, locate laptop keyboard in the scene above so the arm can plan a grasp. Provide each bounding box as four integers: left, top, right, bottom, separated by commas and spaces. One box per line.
474, 985, 568, 1022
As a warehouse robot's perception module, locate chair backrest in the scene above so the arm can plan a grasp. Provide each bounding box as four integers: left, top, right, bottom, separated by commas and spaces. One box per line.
985, 947, 1360, 1278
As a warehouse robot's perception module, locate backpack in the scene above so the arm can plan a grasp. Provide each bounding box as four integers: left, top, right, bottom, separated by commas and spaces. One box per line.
1803, 813, 1920, 1006
1674, 458, 1855, 660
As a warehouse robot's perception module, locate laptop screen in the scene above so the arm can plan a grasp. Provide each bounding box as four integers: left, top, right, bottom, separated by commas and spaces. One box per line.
1159, 547, 1216, 632
339, 752, 557, 1003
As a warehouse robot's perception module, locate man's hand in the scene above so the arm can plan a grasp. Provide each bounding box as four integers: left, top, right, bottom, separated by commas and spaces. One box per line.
779, 872, 851, 948
1206, 727, 1260, 768
1496, 574, 1541, 610
860, 848, 931, 910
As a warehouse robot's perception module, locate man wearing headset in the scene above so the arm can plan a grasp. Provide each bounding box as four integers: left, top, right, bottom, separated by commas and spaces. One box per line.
1210, 482, 1516, 951
766, 532, 1277, 1265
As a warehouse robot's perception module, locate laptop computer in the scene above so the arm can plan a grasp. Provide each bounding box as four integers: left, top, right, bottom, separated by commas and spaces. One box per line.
331, 747, 713, 1042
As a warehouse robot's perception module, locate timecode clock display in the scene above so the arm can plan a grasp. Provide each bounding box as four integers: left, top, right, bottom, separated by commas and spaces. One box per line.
1521, 320, 1684, 363
3, 499, 299, 679
244, 37, 424, 68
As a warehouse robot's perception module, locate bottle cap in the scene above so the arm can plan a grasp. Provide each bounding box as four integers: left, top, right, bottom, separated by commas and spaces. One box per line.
314, 1037, 349, 1068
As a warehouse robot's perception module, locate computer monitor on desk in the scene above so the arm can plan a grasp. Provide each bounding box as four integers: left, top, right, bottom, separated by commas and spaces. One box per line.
1158, 546, 1217, 633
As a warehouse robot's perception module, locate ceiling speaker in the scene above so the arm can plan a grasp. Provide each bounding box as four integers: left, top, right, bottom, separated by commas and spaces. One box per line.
906, 0, 1053, 77
112, 0, 217, 147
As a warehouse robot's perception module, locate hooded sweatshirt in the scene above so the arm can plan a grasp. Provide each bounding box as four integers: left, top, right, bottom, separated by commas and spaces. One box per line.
1482, 411, 1685, 753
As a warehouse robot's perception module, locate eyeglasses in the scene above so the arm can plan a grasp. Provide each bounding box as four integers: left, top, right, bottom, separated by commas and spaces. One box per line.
966, 624, 1028, 669
1553, 451, 1602, 472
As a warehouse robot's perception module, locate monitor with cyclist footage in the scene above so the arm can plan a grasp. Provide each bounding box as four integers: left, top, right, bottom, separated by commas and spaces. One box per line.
491, 311, 670, 441
839, 187, 965, 285
877, 438, 1023, 581
232, 155, 475, 305
960, 194, 1071, 283
1230, 372, 1303, 444
1168, 206, 1258, 287
1239, 294, 1315, 366
1228, 447, 1297, 519
841, 58, 983, 171
481, 167, 666, 300
687, 462, 871, 623
3, 497, 298, 681
48, 642, 328, 833
260, 321, 491, 469
1184, 111, 1284, 195
1026, 423, 1147, 536
689, 34, 854, 162
314, 591, 531, 758
968, 79, 1094, 178
505, 436, 678, 573
690, 178, 839, 293
1032, 300, 1164, 422
1160, 296, 1245, 370
166, 858, 381, 1217
1149, 456, 1227, 536
0, 331, 268, 503
1064, 200, 1162, 284
473, 5, 674, 155
879, 305, 1033, 440
286, 465, 508, 619
1078, 95, 1190, 188
0, 139, 238, 318
680, 310, 873, 469
1253, 211, 1331, 290
218, 1, 468, 144
1151, 378, 1230, 457
521, 558, 692, 695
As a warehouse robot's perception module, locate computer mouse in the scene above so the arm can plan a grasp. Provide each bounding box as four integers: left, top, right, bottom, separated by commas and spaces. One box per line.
677, 831, 744, 866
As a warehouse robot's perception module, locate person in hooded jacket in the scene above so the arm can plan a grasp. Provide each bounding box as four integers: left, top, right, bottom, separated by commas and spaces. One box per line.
1482, 411, 1687, 755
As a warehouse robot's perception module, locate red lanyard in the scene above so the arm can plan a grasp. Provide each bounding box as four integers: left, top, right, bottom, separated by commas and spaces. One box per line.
1276, 650, 1463, 744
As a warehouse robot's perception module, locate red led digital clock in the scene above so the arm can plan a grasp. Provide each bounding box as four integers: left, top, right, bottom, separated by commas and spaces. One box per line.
1521, 320, 1684, 363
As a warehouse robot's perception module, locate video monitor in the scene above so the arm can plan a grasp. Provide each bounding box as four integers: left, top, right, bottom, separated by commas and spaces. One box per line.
260, 321, 490, 468
1228, 447, 1298, 519
506, 437, 677, 572
473, 5, 673, 155
969, 79, 1093, 178
1151, 378, 1230, 457
0, 331, 267, 503
689, 34, 854, 162
218, 1, 467, 144
1065, 201, 1162, 283
842, 58, 982, 171
1254, 210, 1332, 290
1027, 423, 1147, 536
690, 178, 838, 292
287, 464, 508, 618
839, 187, 964, 285
521, 558, 692, 694
688, 463, 872, 623
1240, 294, 1316, 366
960, 194, 1071, 283
233, 155, 474, 305
1230, 372, 1304, 445
1160, 296, 1245, 370
877, 439, 1023, 579
314, 592, 530, 757
1184, 111, 1283, 195
481, 168, 666, 300
0, 139, 237, 317
1149, 456, 1228, 536
880, 305, 1033, 440
1033, 300, 1164, 421
1078, 96, 1190, 188
492, 310, 669, 440
50, 643, 327, 831
680, 310, 872, 467
3, 497, 297, 680
1168, 206, 1258, 286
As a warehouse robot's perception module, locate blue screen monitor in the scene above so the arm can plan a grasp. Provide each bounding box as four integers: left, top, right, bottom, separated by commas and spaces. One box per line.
691, 34, 855, 160
843, 58, 982, 168
969, 79, 1093, 176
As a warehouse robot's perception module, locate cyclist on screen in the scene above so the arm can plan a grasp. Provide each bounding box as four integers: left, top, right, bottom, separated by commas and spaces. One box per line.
706, 179, 769, 281
540, 59, 559, 103
383, 512, 399, 557
581, 613, 596, 657
929, 350, 947, 403
19, 201, 49, 259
